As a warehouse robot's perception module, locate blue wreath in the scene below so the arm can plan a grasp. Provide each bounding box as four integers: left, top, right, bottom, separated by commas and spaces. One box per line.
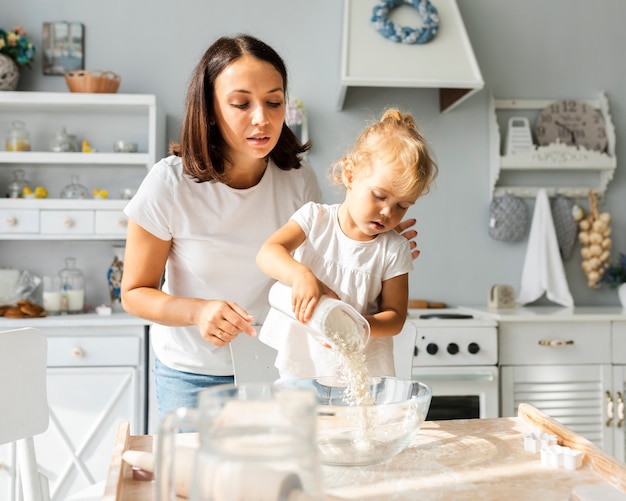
371, 0, 440, 45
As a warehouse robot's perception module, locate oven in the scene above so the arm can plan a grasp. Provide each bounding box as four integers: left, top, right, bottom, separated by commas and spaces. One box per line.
397, 310, 499, 420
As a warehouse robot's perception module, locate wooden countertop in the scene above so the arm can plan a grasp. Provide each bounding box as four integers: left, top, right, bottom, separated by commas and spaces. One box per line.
104, 404, 626, 501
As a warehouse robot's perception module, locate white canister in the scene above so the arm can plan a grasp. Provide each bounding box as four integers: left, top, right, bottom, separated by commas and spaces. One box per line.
268, 281, 370, 350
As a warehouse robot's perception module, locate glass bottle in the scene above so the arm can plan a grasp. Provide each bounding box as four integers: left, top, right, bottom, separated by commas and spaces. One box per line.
60, 174, 89, 199
52, 126, 79, 152
58, 257, 85, 314
5, 120, 31, 152
7, 169, 30, 198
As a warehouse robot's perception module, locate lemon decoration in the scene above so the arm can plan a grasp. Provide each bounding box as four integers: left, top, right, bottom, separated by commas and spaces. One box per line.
34, 186, 48, 199
82, 140, 94, 153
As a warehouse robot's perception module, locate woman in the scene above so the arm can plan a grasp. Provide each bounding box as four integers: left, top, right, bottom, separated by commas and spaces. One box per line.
121, 34, 419, 418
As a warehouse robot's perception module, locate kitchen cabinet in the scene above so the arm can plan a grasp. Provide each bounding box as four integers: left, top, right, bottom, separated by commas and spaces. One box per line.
0, 315, 149, 501
0, 92, 162, 499
499, 318, 626, 462
489, 92, 616, 198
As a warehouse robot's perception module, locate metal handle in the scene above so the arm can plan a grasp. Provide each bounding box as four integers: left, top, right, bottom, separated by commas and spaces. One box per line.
617, 391, 624, 428
537, 339, 574, 347
605, 390, 614, 427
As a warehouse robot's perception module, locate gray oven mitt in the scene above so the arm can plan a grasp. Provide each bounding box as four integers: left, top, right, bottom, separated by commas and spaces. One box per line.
488, 194, 529, 242
550, 194, 578, 260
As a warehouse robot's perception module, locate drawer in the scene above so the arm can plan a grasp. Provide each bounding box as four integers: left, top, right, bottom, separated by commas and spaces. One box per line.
499, 321, 611, 365
0, 208, 39, 233
47, 335, 140, 367
41, 210, 95, 235
95, 209, 128, 236
612, 321, 626, 364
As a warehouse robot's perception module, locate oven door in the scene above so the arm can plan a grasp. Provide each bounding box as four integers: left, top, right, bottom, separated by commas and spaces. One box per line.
411, 365, 499, 420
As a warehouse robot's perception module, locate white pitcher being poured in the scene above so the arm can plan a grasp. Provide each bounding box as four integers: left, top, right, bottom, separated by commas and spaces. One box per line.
154, 382, 324, 501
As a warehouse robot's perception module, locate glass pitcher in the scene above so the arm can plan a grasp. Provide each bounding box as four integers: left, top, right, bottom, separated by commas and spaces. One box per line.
154, 382, 324, 501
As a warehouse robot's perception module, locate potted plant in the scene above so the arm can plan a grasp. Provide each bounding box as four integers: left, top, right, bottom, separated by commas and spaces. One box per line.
598, 253, 626, 308
0, 25, 36, 90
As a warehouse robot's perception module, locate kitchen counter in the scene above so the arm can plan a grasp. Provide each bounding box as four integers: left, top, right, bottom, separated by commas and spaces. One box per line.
460, 305, 626, 322
104, 404, 626, 501
0, 311, 148, 328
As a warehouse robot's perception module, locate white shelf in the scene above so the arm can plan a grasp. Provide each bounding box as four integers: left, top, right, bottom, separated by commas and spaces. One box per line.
489, 92, 617, 198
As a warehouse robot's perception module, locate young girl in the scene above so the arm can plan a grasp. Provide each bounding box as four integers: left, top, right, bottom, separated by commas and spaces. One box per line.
257, 108, 438, 380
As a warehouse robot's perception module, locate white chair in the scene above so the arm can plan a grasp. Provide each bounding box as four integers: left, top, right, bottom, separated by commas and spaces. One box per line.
0, 327, 50, 501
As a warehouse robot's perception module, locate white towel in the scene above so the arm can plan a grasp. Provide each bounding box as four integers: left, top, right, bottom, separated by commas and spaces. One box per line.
517, 189, 574, 307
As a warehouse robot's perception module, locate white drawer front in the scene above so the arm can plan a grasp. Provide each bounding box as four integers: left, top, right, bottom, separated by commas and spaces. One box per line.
499, 322, 611, 365
613, 321, 626, 364
0, 208, 39, 233
47, 335, 140, 367
41, 210, 95, 235
95, 210, 128, 236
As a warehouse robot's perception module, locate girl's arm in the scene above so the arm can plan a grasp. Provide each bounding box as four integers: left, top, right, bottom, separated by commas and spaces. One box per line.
257, 220, 337, 322
364, 273, 409, 337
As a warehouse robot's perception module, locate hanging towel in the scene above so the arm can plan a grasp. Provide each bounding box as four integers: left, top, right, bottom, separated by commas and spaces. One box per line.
517, 189, 574, 307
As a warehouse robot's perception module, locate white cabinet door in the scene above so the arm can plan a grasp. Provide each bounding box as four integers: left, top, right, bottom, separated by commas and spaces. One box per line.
501, 364, 613, 450
0, 443, 15, 501
36, 367, 139, 501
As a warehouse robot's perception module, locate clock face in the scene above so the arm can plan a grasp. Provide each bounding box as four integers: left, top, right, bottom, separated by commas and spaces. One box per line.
535, 100, 608, 152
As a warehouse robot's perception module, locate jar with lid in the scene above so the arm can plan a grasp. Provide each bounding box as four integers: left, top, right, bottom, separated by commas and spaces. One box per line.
5, 120, 31, 152
58, 257, 85, 314
60, 174, 89, 199
51, 127, 79, 152
7, 169, 31, 198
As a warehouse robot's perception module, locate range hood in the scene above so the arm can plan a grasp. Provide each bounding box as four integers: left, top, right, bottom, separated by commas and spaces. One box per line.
338, 0, 483, 113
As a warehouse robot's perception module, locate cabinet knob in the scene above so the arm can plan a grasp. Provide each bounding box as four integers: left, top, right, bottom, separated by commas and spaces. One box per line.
63, 218, 75, 228
617, 391, 624, 428
72, 347, 84, 358
118, 217, 128, 228
5, 215, 17, 227
538, 339, 574, 347
606, 390, 614, 427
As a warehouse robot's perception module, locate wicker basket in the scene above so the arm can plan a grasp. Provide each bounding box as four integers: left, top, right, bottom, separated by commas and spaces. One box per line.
65, 70, 121, 93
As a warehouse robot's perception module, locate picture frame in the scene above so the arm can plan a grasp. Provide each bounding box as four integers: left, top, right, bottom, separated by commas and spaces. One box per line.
42, 22, 84, 76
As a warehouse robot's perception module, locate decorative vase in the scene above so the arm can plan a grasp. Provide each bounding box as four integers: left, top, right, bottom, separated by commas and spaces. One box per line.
618, 283, 626, 309
107, 245, 125, 312
0, 54, 19, 91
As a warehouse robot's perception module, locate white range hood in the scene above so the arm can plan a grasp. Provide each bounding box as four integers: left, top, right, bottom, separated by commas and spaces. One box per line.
338, 0, 484, 112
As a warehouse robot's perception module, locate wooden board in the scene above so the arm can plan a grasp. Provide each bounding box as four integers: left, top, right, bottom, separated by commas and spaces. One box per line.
105, 405, 626, 501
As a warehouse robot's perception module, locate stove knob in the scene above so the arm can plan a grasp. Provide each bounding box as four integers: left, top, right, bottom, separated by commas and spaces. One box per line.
447, 342, 459, 355
468, 342, 480, 354
426, 343, 438, 355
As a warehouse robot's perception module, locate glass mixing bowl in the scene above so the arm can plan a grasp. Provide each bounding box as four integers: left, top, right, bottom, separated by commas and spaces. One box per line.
278, 377, 432, 466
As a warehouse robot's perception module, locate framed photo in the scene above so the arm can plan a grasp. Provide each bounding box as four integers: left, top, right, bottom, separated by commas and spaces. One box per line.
42, 22, 84, 76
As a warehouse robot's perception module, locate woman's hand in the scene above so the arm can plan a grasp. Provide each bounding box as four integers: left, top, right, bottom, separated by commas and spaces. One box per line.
395, 218, 420, 260
196, 300, 257, 347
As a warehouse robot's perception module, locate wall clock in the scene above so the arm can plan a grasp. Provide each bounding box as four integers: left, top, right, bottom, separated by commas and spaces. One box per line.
535, 99, 608, 152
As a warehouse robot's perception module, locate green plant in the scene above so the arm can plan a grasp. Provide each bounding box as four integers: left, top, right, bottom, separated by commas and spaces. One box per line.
0, 25, 35, 68
598, 253, 626, 289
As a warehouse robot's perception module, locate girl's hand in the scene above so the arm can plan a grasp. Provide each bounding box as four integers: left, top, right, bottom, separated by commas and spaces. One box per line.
395, 218, 420, 260
291, 271, 339, 323
196, 300, 256, 346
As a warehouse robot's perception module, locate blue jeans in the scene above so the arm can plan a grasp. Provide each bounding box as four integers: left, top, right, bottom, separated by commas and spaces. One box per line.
154, 357, 234, 420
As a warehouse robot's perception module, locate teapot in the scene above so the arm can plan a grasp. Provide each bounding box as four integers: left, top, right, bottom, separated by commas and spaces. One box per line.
154, 382, 324, 501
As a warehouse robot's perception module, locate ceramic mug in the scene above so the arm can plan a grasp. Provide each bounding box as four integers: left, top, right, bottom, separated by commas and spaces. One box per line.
154, 382, 324, 501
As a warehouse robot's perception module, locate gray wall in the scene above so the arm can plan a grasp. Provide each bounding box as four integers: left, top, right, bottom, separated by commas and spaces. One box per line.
3, 0, 625, 307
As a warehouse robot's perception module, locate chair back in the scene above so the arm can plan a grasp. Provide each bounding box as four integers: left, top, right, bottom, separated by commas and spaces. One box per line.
0, 327, 50, 501
0, 327, 49, 445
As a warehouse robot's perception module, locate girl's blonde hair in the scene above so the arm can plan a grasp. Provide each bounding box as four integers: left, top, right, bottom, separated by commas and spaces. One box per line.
330, 108, 438, 198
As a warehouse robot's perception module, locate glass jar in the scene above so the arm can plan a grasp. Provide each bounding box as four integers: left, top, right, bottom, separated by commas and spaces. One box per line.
7, 169, 30, 198
60, 174, 89, 199
5, 120, 31, 152
58, 257, 85, 314
52, 126, 79, 152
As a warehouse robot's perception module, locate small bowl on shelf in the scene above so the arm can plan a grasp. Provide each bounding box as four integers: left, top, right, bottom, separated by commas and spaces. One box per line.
65, 70, 121, 93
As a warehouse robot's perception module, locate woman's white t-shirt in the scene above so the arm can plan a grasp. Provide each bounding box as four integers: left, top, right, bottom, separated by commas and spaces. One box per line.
259, 202, 413, 378
124, 155, 321, 375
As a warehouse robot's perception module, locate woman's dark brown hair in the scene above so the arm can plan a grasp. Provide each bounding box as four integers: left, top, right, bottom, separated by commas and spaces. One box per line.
170, 34, 310, 183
